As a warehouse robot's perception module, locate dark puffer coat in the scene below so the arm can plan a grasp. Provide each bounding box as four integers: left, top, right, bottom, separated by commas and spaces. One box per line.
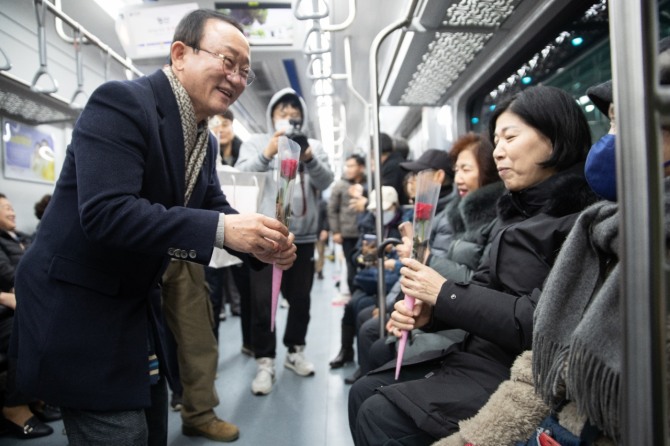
429, 181, 506, 282
376, 164, 599, 439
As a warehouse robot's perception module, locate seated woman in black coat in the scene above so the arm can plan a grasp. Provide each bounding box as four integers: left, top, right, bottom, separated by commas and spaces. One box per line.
0, 193, 58, 439
348, 85, 600, 446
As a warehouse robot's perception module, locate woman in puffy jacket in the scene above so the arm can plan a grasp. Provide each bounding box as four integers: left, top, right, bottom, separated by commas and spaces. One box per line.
0, 194, 57, 439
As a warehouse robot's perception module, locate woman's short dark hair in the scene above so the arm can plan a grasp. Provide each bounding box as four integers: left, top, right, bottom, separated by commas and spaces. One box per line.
488, 85, 591, 171
449, 132, 499, 187
170, 10, 243, 64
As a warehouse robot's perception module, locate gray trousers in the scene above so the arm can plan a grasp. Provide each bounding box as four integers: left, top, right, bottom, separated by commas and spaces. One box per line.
61, 377, 167, 446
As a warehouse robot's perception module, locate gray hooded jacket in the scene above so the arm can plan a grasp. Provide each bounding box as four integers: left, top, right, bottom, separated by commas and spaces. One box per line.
235, 88, 334, 243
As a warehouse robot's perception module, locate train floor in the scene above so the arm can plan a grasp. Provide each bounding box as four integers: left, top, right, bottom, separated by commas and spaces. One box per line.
1, 253, 358, 446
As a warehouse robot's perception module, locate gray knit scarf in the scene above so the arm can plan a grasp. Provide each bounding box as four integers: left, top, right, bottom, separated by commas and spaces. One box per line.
534, 177, 670, 440
532, 199, 620, 438
162, 66, 209, 205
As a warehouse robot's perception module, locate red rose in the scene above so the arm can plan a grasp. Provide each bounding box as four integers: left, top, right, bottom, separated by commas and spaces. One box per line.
280, 159, 298, 179
414, 202, 433, 220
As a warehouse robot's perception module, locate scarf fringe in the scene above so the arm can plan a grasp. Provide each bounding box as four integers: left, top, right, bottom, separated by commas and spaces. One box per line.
566, 339, 620, 440
533, 335, 569, 407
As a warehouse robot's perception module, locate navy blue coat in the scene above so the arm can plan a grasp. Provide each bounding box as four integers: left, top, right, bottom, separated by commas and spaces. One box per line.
11, 70, 237, 410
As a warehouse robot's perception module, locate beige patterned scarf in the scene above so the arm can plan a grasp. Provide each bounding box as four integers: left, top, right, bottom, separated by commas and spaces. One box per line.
162, 66, 209, 205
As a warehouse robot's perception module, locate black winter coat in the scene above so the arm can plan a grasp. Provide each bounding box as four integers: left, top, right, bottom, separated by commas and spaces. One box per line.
429, 181, 505, 282
0, 230, 30, 293
0, 230, 30, 368
377, 164, 599, 438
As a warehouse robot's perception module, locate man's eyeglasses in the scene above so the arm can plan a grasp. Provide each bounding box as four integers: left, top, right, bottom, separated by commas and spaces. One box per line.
189, 46, 256, 86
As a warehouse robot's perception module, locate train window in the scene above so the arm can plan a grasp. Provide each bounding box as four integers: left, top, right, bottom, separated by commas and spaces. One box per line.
469, 1, 609, 137
470, 0, 670, 140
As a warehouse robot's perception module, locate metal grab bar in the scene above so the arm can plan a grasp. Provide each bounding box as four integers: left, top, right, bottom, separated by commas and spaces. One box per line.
332, 102, 346, 147
37, 0, 143, 78
31, 0, 58, 94
0, 47, 11, 71
293, 0, 329, 21
302, 23, 331, 56
69, 27, 88, 109
306, 55, 330, 80
369, 0, 420, 337
102, 51, 111, 82
322, 0, 356, 32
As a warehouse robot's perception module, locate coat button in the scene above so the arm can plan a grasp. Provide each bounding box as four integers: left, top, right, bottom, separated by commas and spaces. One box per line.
168, 247, 175, 255
189, 250, 196, 259
180, 250, 188, 259
450, 294, 456, 300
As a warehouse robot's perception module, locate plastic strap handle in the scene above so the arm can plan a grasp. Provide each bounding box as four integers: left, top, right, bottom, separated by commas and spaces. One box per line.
31, 0, 58, 93
293, 0, 329, 20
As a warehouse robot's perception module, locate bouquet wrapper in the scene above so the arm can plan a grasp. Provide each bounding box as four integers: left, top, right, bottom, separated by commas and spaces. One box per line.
395, 170, 441, 379
395, 294, 415, 380
271, 136, 300, 331
271, 265, 282, 332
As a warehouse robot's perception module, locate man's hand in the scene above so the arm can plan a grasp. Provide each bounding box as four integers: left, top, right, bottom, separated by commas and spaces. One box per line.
262, 130, 285, 159
348, 184, 363, 198
348, 196, 368, 213
254, 232, 297, 270
223, 213, 290, 257
300, 146, 313, 162
0, 292, 16, 310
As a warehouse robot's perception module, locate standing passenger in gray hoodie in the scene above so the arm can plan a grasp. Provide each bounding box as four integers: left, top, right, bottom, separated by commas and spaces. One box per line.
235, 88, 334, 395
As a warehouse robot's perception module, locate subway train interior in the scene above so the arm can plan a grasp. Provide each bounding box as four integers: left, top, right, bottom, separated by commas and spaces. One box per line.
0, 0, 669, 444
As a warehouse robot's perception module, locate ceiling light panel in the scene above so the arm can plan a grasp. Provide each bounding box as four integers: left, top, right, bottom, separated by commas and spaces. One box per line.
393, 0, 519, 105
446, 0, 517, 27
0, 89, 72, 124
399, 32, 491, 105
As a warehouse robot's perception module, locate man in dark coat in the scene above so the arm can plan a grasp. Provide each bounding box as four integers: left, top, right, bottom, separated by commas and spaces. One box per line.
10, 10, 296, 445
380, 133, 409, 206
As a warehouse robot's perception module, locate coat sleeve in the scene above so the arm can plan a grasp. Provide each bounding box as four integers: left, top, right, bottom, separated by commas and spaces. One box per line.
431, 280, 541, 352
328, 183, 343, 234
71, 80, 221, 264
235, 137, 273, 173
0, 247, 14, 292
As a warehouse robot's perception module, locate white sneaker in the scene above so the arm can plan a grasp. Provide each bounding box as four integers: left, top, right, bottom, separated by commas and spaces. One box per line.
251, 357, 275, 395
331, 293, 351, 306
285, 346, 315, 376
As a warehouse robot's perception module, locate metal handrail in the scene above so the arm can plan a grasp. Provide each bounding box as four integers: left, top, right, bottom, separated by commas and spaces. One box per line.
293, 0, 329, 21
368, 0, 420, 337
69, 26, 88, 109
31, 0, 58, 93
36, 0, 143, 78
0, 47, 11, 72
302, 23, 331, 56
322, 0, 356, 32
306, 55, 331, 81
610, 0, 669, 443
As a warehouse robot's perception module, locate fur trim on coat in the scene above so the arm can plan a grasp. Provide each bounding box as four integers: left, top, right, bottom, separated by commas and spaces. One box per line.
432, 351, 548, 446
